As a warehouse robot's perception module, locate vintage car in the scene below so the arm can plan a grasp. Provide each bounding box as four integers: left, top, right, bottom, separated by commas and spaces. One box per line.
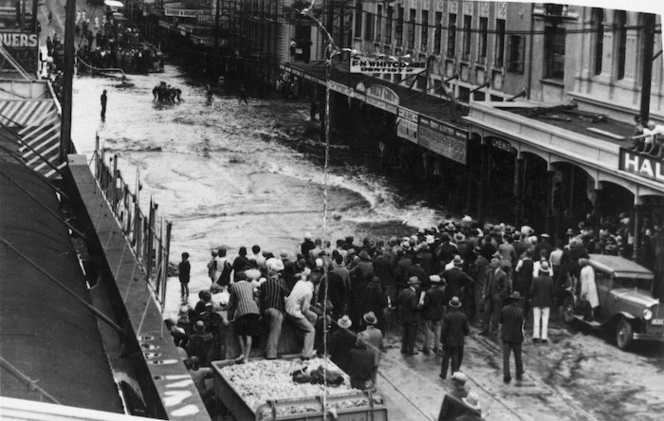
561, 254, 664, 350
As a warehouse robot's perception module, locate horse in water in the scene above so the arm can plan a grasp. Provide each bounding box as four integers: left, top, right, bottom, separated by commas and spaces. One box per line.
153, 82, 183, 104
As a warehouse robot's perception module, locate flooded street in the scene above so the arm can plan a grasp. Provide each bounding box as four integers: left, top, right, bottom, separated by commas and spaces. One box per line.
72, 65, 443, 294
71, 66, 664, 421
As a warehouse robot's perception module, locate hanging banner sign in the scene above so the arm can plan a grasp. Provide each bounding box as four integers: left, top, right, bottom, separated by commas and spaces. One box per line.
417, 116, 468, 164
0, 32, 38, 74
619, 148, 664, 183
397, 107, 418, 143
350, 55, 427, 75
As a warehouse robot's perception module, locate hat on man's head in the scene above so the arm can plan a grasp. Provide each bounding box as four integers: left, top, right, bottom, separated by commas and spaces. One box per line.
565, 228, 576, 236
454, 232, 466, 242
540, 233, 550, 238
449, 296, 462, 308
408, 276, 421, 285
338, 315, 352, 329
445, 223, 456, 232
426, 235, 435, 244
540, 261, 550, 271
429, 275, 442, 283
452, 255, 464, 266
194, 321, 205, 333
451, 371, 468, 385
510, 291, 523, 300
462, 393, 481, 412
305, 232, 313, 240
363, 311, 377, 325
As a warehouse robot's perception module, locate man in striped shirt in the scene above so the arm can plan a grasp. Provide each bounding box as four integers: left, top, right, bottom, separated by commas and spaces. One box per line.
259, 271, 288, 359
229, 276, 260, 363
285, 272, 321, 359
500, 291, 525, 383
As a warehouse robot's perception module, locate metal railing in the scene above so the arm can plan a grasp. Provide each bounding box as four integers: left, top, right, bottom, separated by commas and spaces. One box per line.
92, 136, 172, 309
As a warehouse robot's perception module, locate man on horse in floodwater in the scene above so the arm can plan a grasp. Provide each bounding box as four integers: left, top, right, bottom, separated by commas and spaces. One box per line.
153, 81, 183, 104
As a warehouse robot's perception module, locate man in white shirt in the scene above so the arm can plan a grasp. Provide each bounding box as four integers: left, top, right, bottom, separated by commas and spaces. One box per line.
285, 273, 321, 359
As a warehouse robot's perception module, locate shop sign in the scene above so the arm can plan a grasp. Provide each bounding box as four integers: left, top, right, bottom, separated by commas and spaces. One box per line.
619, 148, 664, 183
366, 96, 397, 114
365, 85, 399, 114
417, 116, 468, 164
491, 138, 513, 153
328, 81, 354, 97
0, 32, 38, 73
397, 107, 418, 143
350, 55, 427, 75
366, 85, 399, 106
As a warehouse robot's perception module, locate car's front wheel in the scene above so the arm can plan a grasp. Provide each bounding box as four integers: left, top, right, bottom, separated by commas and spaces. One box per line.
615, 318, 634, 350
562, 295, 575, 324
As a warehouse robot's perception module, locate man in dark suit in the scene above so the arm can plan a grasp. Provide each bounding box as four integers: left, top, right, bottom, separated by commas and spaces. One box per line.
481, 258, 510, 338
440, 296, 470, 379
500, 291, 525, 383
442, 258, 475, 304
435, 233, 458, 266
530, 261, 555, 344
397, 276, 420, 355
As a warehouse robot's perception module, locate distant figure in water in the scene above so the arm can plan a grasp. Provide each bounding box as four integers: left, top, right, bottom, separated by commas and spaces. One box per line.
206, 84, 213, 104
100, 89, 107, 121
239, 83, 248, 105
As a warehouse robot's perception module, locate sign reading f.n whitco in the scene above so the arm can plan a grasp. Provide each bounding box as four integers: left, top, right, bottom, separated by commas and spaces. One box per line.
0, 32, 39, 74
350, 55, 426, 75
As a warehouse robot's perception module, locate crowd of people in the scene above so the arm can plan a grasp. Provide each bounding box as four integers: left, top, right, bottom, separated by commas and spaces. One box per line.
74, 9, 163, 75
168, 213, 647, 419
631, 115, 664, 160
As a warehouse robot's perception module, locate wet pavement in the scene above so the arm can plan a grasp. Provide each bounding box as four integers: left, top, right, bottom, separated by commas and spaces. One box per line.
375, 319, 664, 420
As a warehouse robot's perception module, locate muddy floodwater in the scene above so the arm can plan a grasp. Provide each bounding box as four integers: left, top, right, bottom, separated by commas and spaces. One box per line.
72, 66, 445, 284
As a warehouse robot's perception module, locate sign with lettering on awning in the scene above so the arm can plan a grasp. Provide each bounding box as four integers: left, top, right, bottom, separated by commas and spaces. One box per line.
351, 55, 427, 75
397, 107, 418, 143
619, 148, 664, 183
417, 116, 468, 164
365, 84, 399, 114
0, 32, 38, 74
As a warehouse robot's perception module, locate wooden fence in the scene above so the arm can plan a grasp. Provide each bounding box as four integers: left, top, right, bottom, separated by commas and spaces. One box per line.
93, 136, 172, 309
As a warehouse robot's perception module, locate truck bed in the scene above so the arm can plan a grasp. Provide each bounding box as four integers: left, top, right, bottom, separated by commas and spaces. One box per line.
212, 357, 388, 421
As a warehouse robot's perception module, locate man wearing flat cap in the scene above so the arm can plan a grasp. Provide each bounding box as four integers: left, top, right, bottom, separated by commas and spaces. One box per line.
398, 276, 421, 355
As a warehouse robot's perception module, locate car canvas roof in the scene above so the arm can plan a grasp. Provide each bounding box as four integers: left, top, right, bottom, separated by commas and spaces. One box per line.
588, 254, 654, 280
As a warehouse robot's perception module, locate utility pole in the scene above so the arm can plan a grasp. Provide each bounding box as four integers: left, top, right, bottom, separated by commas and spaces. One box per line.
639, 13, 656, 124
60, 0, 77, 161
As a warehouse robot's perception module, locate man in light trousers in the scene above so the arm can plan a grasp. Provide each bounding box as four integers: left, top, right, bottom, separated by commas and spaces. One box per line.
529, 261, 555, 343
285, 273, 320, 359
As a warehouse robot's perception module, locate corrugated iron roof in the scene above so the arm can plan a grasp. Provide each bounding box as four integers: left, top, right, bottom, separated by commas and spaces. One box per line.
0, 161, 124, 413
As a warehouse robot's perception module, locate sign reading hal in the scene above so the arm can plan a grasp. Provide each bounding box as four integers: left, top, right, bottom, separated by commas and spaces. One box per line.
0, 32, 39, 74
350, 56, 426, 75
619, 148, 664, 183
417, 116, 468, 164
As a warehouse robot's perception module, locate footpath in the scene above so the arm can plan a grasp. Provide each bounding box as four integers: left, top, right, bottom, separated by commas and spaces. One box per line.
376, 325, 599, 421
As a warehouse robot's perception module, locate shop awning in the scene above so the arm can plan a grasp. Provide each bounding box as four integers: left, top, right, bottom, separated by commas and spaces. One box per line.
104, 0, 124, 8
